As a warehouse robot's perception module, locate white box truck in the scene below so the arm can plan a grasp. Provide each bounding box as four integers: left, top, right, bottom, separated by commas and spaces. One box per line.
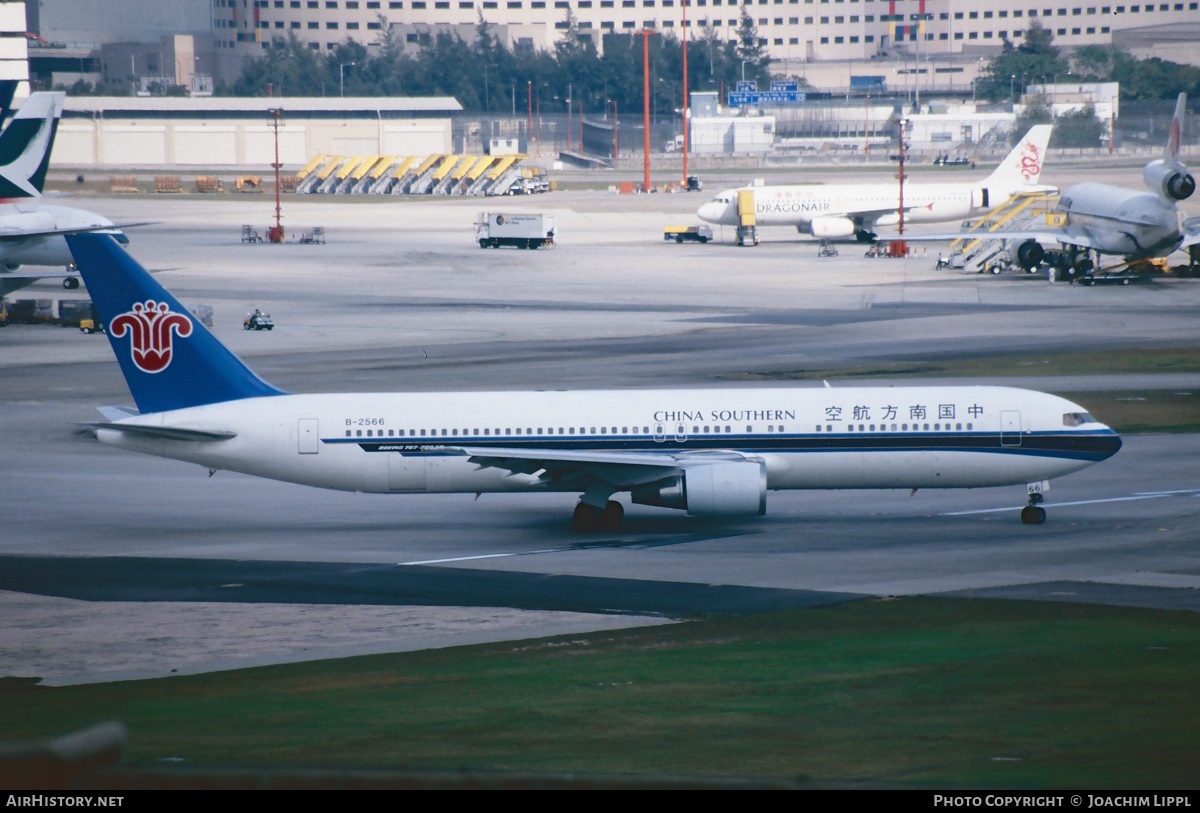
476, 213, 556, 249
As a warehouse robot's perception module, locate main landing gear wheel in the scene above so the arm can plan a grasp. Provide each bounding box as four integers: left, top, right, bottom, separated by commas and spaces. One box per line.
571, 500, 623, 532
1021, 493, 1047, 525
62, 276, 80, 289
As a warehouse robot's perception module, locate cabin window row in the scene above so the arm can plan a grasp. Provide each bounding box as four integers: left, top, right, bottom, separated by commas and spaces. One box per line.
343, 424, 791, 438
347, 426, 657, 438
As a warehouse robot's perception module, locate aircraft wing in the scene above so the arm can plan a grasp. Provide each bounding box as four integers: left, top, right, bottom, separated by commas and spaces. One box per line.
890, 228, 1107, 251
0, 225, 128, 240
446, 445, 757, 489
827, 205, 941, 223
1182, 219, 1200, 250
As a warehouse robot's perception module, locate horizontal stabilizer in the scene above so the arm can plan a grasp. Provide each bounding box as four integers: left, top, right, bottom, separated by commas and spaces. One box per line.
97, 405, 139, 421
83, 422, 237, 442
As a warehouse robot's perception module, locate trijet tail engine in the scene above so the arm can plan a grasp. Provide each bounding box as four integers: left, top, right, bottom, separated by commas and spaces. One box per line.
1144, 159, 1196, 201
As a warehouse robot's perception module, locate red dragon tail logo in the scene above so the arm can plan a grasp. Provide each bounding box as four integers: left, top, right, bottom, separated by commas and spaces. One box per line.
1019, 140, 1042, 183
1168, 118, 1181, 160
109, 300, 193, 374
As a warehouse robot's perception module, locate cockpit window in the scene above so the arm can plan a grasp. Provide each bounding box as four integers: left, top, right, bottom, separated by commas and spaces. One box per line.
1062, 412, 1095, 427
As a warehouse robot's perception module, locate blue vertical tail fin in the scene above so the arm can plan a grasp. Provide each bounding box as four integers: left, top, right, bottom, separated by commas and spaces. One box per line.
65, 233, 286, 414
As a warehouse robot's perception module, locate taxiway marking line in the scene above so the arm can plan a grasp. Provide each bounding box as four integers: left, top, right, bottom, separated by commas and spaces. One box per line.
399, 549, 561, 566
941, 493, 1188, 516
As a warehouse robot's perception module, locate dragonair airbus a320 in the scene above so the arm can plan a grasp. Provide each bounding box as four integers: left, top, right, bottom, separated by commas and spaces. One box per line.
67, 234, 1120, 530
697, 125, 1054, 243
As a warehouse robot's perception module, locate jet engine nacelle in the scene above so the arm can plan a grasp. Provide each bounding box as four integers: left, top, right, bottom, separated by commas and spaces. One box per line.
1144, 159, 1196, 201
1015, 239, 1045, 270
809, 216, 857, 240
631, 461, 767, 517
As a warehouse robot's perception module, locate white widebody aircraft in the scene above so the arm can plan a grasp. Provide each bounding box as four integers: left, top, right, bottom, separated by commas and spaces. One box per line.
0, 92, 128, 297
904, 94, 1198, 275
69, 233, 1120, 529
696, 125, 1055, 242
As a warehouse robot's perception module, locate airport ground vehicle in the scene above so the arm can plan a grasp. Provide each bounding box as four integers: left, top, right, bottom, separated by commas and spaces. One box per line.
686, 176, 703, 192
1078, 270, 1142, 286
663, 225, 712, 244
244, 309, 274, 330
933, 155, 976, 168
79, 316, 104, 334
476, 213, 556, 249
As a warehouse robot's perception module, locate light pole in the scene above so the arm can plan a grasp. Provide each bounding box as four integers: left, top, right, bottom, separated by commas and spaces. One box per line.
1010, 74, 1016, 107
483, 63, 496, 112
681, 0, 689, 186
339, 61, 355, 97
741, 60, 750, 82
606, 99, 618, 160
535, 82, 547, 155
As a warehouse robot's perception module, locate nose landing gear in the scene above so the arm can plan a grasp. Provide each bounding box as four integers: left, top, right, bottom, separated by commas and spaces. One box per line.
1020, 491, 1047, 525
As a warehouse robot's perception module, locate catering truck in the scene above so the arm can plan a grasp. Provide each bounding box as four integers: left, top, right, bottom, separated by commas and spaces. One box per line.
476, 213, 556, 249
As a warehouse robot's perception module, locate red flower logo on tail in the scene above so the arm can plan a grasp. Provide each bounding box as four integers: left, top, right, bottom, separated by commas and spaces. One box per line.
109, 300, 193, 374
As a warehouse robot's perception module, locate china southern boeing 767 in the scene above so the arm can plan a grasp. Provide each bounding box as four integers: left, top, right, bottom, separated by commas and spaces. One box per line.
69, 233, 1120, 529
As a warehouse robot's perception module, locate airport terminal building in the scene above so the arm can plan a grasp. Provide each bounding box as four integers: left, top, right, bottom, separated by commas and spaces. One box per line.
27, 0, 1200, 89
52, 96, 459, 167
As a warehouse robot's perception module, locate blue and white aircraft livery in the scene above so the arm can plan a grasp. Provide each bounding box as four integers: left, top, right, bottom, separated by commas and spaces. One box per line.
696, 125, 1054, 242
0, 92, 128, 297
68, 233, 1121, 530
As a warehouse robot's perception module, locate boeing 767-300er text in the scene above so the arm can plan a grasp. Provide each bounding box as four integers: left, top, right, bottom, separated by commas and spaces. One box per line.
69, 233, 1119, 529
697, 125, 1054, 243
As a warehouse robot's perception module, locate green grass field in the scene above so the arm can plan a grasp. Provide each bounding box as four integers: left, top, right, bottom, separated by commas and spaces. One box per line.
721, 348, 1200, 434
5, 598, 1199, 787
723, 347, 1200, 383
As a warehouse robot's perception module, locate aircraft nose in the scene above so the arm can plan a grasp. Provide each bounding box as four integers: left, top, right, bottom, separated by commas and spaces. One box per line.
1095, 429, 1122, 460
697, 202, 724, 224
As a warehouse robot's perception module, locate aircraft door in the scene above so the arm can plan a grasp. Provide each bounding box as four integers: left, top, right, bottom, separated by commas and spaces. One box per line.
654, 423, 666, 443
1000, 410, 1022, 447
298, 418, 319, 454
674, 423, 689, 443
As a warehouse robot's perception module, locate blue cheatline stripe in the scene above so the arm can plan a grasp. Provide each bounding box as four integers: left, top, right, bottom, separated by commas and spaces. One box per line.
320, 430, 1122, 463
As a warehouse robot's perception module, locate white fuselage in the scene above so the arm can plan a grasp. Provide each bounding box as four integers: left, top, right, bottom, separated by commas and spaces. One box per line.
1055, 182, 1187, 259
99, 386, 1120, 502
0, 202, 120, 268
697, 180, 1021, 236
